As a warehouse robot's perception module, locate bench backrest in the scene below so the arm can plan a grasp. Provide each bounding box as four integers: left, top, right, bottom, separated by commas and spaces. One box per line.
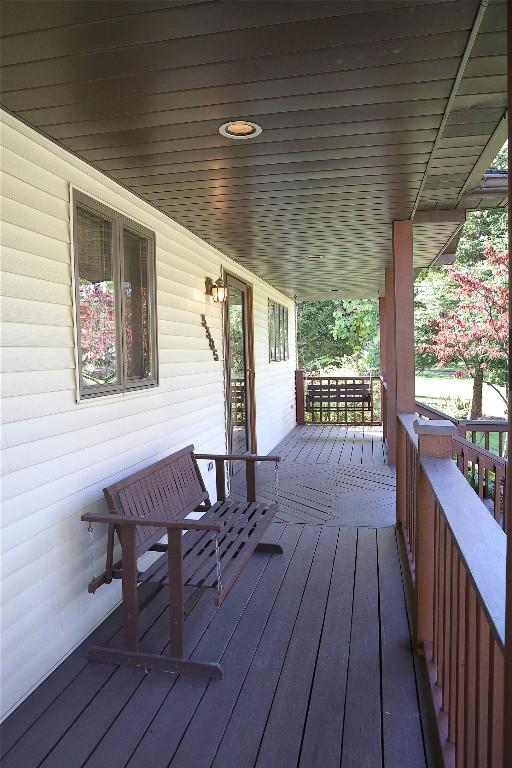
103, 445, 209, 557
307, 383, 371, 400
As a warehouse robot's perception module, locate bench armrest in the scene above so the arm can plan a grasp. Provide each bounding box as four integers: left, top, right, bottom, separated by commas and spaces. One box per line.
194, 453, 281, 462
194, 453, 281, 504
81, 512, 222, 533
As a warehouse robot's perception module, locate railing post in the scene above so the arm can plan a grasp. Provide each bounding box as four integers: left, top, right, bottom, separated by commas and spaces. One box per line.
413, 419, 458, 653
295, 369, 305, 425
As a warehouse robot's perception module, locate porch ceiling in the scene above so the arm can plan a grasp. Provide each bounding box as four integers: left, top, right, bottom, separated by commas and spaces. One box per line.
0, 0, 507, 299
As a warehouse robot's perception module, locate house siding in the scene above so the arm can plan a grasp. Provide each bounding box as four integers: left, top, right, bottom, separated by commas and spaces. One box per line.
0, 110, 296, 720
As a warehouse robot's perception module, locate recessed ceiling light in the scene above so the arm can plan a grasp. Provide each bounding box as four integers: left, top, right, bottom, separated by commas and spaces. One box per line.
219, 120, 262, 139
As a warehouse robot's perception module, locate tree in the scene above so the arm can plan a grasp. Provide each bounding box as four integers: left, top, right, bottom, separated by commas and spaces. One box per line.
331, 299, 380, 374
456, 209, 508, 265
297, 300, 348, 370
417, 246, 508, 418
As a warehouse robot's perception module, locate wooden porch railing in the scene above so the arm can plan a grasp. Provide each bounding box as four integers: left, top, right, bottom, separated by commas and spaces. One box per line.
397, 415, 506, 768
416, 401, 508, 458
295, 370, 382, 426
415, 401, 508, 529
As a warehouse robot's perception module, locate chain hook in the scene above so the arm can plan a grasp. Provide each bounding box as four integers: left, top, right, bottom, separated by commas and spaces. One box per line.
87, 523, 96, 584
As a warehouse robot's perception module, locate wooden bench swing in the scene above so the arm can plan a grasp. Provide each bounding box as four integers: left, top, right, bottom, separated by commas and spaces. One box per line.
306, 380, 372, 412
81, 445, 281, 680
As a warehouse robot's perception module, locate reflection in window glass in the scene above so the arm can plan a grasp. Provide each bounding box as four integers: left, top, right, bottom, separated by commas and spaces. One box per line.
76, 207, 118, 387
123, 230, 152, 380
269, 302, 276, 361
268, 299, 289, 362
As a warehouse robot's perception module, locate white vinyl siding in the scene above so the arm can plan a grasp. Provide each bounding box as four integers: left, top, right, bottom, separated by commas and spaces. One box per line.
0, 109, 296, 720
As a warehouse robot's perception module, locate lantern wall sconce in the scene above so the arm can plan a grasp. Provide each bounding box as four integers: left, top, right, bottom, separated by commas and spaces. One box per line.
205, 276, 227, 303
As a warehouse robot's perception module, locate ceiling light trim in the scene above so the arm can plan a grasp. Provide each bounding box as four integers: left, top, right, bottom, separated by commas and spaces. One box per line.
219, 120, 262, 140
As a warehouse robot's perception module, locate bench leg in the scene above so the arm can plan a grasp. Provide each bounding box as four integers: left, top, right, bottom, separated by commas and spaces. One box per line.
168, 529, 184, 658
88, 646, 223, 679
255, 542, 283, 554
120, 525, 139, 652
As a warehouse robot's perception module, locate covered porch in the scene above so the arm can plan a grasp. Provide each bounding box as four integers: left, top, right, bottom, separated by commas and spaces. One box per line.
0, 2, 510, 767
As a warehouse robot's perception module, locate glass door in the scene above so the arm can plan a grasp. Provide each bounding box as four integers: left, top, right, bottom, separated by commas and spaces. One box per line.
224, 274, 254, 456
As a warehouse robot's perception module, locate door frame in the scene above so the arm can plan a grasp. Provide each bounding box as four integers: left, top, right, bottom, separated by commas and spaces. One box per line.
223, 270, 257, 454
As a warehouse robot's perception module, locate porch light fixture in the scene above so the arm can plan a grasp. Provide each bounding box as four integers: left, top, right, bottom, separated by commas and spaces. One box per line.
205, 276, 227, 303
219, 120, 262, 139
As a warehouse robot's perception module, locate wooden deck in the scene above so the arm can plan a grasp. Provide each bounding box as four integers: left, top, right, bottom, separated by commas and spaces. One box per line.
0, 522, 437, 768
232, 425, 396, 526
276, 423, 388, 466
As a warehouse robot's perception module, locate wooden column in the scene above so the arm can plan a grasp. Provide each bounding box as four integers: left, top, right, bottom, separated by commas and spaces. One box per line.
379, 296, 387, 439
393, 220, 415, 413
384, 266, 397, 463
503, 4, 512, 763
412, 419, 457, 651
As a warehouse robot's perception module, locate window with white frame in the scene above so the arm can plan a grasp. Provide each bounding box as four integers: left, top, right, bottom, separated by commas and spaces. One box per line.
73, 192, 158, 398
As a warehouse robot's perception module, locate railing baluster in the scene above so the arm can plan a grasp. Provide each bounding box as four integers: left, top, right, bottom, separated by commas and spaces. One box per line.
456, 561, 466, 766
448, 538, 457, 743
476, 611, 490, 768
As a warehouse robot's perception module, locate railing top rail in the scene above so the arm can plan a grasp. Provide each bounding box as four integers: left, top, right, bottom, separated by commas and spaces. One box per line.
416, 401, 509, 431
304, 374, 377, 380
453, 434, 507, 468
415, 400, 458, 424
420, 456, 506, 649
459, 418, 509, 431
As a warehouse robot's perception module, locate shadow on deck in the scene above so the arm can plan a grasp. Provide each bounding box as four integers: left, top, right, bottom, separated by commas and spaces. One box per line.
232, 425, 396, 527
1, 426, 439, 768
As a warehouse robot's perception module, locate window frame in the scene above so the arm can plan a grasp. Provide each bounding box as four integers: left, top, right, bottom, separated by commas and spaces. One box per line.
73, 191, 158, 400
268, 299, 289, 363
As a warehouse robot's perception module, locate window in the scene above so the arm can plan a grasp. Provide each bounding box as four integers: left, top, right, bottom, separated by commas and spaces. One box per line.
268, 300, 289, 361
73, 192, 158, 398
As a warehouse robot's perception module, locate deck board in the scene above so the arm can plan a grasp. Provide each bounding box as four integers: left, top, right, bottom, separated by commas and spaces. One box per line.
1, 523, 433, 768
231, 425, 396, 527
341, 528, 382, 768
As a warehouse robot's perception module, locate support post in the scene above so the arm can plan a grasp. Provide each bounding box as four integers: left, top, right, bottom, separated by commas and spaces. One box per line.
412, 419, 457, 651
384, 266, 397, 463
379, 296, 387, 439
393, 220, 415, 414
295, 369, 305, 425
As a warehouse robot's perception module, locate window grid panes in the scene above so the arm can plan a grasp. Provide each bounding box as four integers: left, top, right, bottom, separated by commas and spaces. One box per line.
74, 192, 158, 398
269, 300, 289, 362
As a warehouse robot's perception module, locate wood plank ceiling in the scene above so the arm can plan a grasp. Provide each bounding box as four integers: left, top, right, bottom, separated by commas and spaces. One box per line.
0, 0, 507, 298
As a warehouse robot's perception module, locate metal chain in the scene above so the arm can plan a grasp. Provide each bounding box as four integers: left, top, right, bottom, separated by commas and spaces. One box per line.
88, 523, 96, 584
214, 533, 223, 595
274, 460, 280, 507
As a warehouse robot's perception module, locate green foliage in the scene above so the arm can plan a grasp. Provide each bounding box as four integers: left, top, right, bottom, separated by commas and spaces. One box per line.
488, 141, 508, 171
297, 298, 380, 373
331, 299, 380, 374
297, 300, 346, 369
456, 209, 508, 265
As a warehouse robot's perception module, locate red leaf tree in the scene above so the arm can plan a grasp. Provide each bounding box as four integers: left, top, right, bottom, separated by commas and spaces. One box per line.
418, 246, 508, 418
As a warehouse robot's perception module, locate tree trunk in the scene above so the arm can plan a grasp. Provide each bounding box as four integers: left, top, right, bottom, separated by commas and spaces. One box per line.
470, 366, 484, 419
